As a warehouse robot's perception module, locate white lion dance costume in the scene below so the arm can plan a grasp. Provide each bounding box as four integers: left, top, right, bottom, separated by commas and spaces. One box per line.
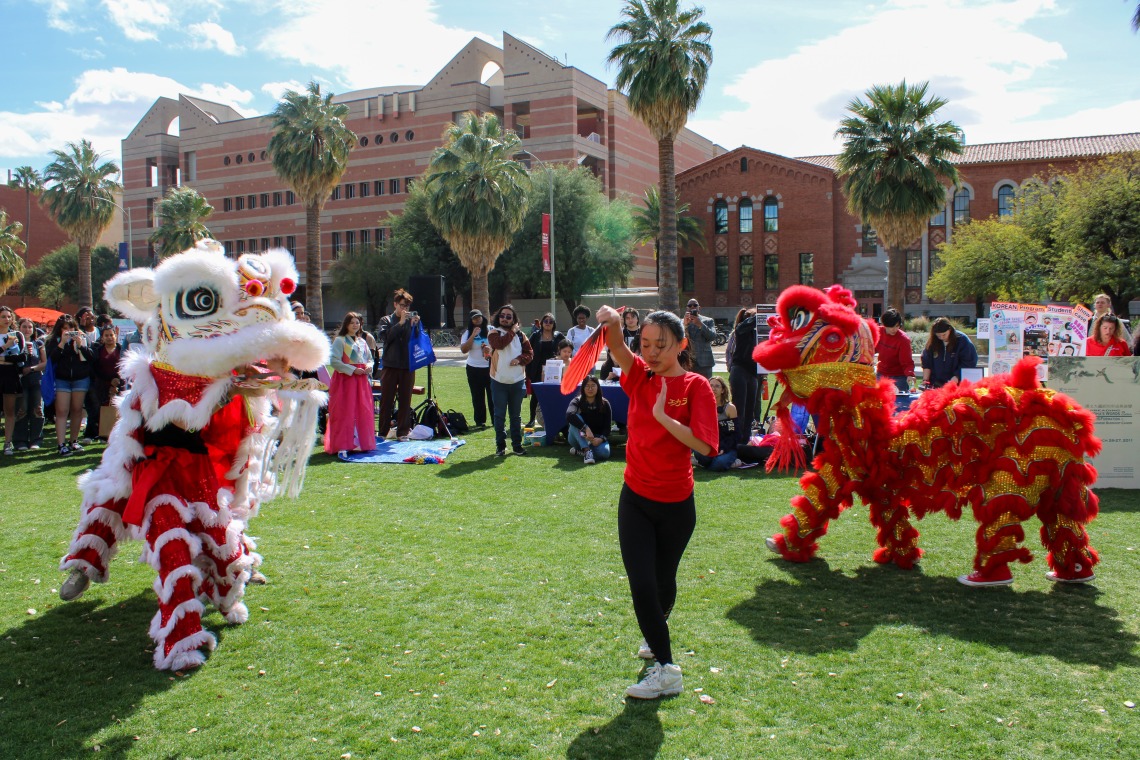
58, 241, 329, 670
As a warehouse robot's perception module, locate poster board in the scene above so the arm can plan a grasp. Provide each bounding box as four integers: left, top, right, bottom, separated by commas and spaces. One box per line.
990, 302, 1092, 378
1050, 356, 1140, 489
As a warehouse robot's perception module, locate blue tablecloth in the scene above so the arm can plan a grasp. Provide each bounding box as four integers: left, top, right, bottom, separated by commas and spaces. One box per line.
531, 381, 629, 428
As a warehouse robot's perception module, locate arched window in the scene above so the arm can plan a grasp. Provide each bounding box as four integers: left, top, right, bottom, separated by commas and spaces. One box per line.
997, 184, 1015, 217
714, 199, 728, 235
953, 188, 971, 224
738, 197, 753, 233
763, 196, 779, 232
740, 157, 748, 173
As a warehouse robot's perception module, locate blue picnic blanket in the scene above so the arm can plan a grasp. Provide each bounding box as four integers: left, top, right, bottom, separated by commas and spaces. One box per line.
339, 438, 466, 464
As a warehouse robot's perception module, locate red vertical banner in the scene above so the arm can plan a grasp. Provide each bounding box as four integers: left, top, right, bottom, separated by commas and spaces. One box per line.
541, 213, 551, 273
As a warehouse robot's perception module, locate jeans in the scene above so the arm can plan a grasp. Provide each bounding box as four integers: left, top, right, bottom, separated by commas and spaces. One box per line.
569, 425, 611, 460
465, 364, 493, 426
491, 379, 525, 451
14, 371, 44, 447
694, 449, 737, 471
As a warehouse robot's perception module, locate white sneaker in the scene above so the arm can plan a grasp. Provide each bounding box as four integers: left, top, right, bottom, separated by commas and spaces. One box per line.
636, 639, 654, 660
625, 663, 682, 699
60, 569, 91, 601
583, 449, 595, 465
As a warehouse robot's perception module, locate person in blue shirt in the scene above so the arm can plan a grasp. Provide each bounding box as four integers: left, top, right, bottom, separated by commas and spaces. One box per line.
920, 317, 978, 388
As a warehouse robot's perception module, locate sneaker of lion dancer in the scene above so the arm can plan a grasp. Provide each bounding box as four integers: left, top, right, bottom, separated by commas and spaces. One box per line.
1046, 564, 1095, 584
625, 663, 683, 699
957, 565, 1014, 587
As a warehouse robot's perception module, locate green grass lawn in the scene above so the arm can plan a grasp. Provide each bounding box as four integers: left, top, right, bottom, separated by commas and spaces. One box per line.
2, 366, 1138, 758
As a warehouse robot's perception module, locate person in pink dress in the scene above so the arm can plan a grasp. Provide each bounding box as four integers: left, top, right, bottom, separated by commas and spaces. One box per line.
325, 312, 377, 457
1085, 314, 1130, 356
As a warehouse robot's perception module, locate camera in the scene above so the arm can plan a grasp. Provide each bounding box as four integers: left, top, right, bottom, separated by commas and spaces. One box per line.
410, 311, 418, 318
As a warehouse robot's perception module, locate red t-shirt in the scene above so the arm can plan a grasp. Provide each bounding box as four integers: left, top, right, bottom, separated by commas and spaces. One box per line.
875, 329, 915, 378
1086, 337, 1130, 356
619, 354, 719, 500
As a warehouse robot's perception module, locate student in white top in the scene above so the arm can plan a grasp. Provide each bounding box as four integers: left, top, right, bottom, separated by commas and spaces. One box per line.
566, 305, 596, 355
460, 309, 494, 429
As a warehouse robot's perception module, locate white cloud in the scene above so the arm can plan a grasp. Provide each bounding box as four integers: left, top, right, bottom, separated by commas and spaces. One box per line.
33, 0, 83, 33
188, 21, 243, 56
256, 1, 496, 90
690, 0, 1075, 157
102, 0, 174, 41
261, 80, 308, 101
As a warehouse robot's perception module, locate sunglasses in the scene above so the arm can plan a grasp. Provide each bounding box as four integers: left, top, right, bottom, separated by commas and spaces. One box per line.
499, 313, 514, 320
1104, 315, 1119, 323
542, 318, 554, 323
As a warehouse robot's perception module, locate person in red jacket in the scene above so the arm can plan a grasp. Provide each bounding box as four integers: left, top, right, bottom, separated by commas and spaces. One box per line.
1086, 314, 1130, 356
596, 305, 718, 700
874, 309, 915, 392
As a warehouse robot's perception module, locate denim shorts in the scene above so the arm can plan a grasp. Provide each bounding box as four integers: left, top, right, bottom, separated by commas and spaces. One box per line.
55, 377, 91, 394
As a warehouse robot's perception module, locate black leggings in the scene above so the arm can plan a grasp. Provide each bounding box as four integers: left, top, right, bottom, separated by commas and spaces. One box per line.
617, 483, 696, 667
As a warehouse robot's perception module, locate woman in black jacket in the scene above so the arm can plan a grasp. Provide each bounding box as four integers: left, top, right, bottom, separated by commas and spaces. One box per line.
375, 288, 419, 441
0, 306, 28, 455
46, 314, 94, 456
728, 308, 760, 437
526, 313, 565, 428
566, 376, 612, 464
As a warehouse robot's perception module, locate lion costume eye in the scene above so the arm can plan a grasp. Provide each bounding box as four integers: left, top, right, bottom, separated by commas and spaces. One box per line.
789, 308, 812, 332
176, 286, 219, 319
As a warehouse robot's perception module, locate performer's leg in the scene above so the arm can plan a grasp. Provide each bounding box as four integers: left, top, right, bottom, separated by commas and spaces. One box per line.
195, 512, 251, 623
1039, 460, 1099, 581
146, 500, 213, 670
868, 496, 922, 569
767, 469, 844, 562
59, 498, 129, 596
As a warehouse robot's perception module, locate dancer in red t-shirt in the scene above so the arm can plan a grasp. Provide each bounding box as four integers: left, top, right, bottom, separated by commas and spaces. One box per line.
596, 305, 718, 699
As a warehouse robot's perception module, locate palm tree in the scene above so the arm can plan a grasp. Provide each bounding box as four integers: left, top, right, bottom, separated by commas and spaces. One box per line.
1133, 2, 1140, 31
423, 112, 530, 318
9, 166, 43, 261
607, 0, 712, 312
0, 210, 27, 291
41, 140, 121, 309
835, 81, 963, 313
631, 185, 706, 283
149, 186, 215, 258
268, 81, 356, 327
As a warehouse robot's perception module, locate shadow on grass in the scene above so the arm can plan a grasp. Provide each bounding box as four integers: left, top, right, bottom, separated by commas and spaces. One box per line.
0, 592, 183, 759
728, 560, 1139, 669
566, 697, 663, 760
1091, 488, 1140, 514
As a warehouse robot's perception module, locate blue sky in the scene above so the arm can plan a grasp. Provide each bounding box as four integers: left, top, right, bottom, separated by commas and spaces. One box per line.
2, 0, 1138, 179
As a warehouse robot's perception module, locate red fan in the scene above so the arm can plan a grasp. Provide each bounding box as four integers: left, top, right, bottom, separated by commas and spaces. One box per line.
561, 308, 624, 395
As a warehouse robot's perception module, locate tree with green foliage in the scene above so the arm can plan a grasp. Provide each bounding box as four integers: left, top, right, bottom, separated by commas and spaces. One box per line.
835, 80, 963, 313
631, 185, 706, 282
20, 242, 119, 313
268, 81, 356, 327
926, 218, 1050, 309
424, 112, 530, 319
607, 0, 712, 313
387, 185, 471, 323
8, 166, 43, 257
0, 210, 27, 291
41, 140, 121, 309
148, 186, 215, 258
492, 165, 634, 314
328, 245, 411, 330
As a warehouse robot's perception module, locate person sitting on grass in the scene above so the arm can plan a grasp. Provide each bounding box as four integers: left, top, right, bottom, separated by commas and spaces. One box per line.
567, 375, 612, 465
693, 376, 740, 472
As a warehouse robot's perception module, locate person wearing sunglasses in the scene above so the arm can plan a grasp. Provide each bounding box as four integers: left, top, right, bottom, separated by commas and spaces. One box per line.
526, 313, 565, 428
1086, 313, 1130, 356
486, 305, 533, 456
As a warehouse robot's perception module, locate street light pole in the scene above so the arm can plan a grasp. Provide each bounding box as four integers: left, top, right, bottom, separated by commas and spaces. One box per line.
517, 148, 555, 317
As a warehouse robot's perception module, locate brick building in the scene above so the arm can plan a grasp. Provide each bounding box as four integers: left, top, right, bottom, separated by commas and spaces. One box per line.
0, 184, 73, 310
677, 132, 1140, 322
121, 32, 720, 324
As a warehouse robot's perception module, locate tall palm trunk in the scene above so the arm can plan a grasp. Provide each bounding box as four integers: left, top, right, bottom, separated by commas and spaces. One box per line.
305, 203, 324, 327
886, 244, 906, 314
658, 137, 679, 313
471, 264, 490, 324
78, 242, 93, 308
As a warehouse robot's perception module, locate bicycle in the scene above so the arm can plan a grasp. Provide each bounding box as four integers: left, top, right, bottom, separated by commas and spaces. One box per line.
430, 330, 460, 348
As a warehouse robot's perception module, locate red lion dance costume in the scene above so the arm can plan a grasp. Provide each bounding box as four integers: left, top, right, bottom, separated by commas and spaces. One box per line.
756, 285, 1100, 587
58, 241, 329, 670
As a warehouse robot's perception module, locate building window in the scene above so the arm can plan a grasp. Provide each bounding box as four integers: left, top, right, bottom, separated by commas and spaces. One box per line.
236, 240, 246, 254
713, 200, 728, 235
260, 237, 270, 252
260, 193, 269, 208
798, 252, 813, 286
740, 255, 754, 291
929, 247, 944, 280
377, 227, 387, 250
681, 257, 695, 291
248, 238, 257, 253
343, 183, 354, 200
906, 249, 922, 287
248, 152, 255, 163
390, 132, 399, 143
147, 197, 155, 227
359, 136, 369, 147
235, 196, 245, 211
405, 130, 414, 141
953, 188, 971, 224
345, 230, 355, 250
997, 184, 1015, 217
146, 158, 157, 187
375, 134, 383, 145
273, 191, 282, 207
740, 157, 748, 173
764, 197, 779, 233
331, 231, 342, 258
235, 154, 243, 165
390, 179, 400, 195
224, 241, 233, 256
223, 156, 231, 166
862, 222, 878, 255
715, 256, 729, 291
184, 151, 197, 182
247, 194, 256, 210
360, 229, 371, 246
375, 180, 385, 196
360, 181, 370, 198
286, 191, 295, 205
930, 207, 946, 226
286, 236, 296, 256
405, 177, 414, 192
332, 185, 341, 201
273, 236, 282, 248
223, 197, 233, 213
738, 198, 753, 234
765, 255, 779, 290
